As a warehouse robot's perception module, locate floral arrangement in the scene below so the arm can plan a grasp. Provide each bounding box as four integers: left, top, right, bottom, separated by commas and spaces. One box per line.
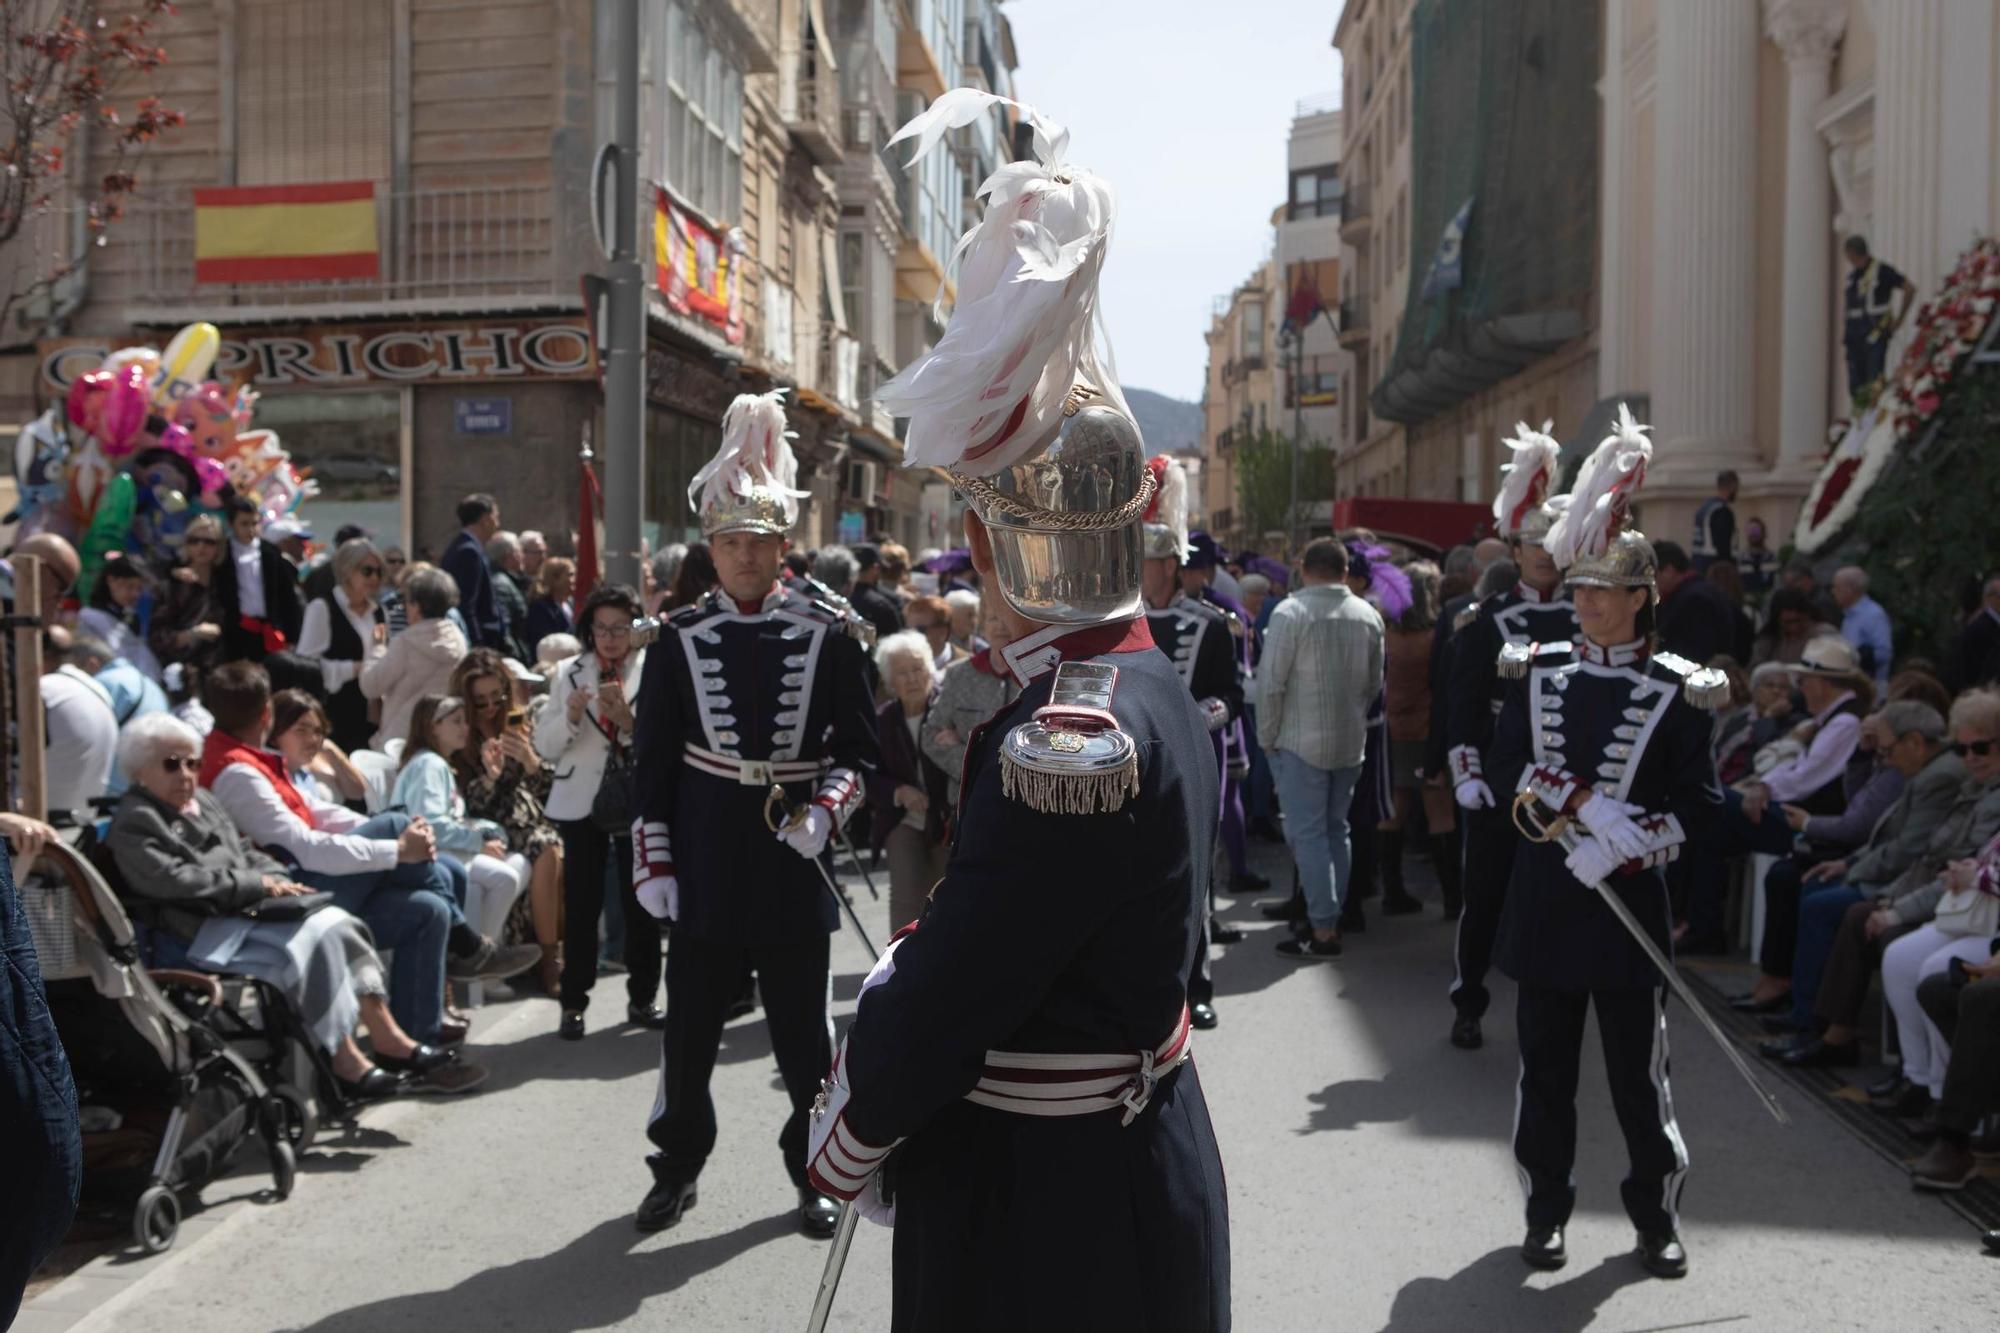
1796, 237, 2000, 553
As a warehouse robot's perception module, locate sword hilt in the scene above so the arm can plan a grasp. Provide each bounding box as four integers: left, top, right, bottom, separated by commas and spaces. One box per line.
1511, 789, 1571, 846
764, 783, 810, 835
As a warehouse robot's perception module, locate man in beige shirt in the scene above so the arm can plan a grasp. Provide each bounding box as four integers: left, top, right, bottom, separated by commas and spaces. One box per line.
1258, 538, 1385, 958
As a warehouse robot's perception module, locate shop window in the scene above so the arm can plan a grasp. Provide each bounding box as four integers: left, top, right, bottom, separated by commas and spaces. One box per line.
251, 390, 402, 541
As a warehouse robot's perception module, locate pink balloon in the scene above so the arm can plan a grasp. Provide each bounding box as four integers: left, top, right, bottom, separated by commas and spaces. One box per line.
172, 381, 239, 460
157, 421, 193, 455
192, 456, 228, 504
66, 370, 111, 433
96, 363, 151, 455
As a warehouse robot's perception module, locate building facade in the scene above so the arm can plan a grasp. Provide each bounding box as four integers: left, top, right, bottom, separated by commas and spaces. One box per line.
3, 0, 1020, 560
1200, 262, 1276, 546
1600, 0, 2000, 553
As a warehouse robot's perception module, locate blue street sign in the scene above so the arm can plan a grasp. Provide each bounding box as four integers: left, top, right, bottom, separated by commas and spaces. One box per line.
454, 397, 512, 435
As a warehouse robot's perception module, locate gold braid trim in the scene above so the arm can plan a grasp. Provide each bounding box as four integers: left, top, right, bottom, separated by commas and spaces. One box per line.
948, 468, 1156, 533
999, 747, 1140, 814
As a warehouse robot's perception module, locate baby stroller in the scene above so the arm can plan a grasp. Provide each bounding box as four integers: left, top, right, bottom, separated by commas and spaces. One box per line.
21, 836, 299, 1254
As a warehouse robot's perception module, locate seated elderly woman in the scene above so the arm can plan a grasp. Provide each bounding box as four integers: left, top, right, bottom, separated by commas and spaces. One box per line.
106, 713, 476, 1099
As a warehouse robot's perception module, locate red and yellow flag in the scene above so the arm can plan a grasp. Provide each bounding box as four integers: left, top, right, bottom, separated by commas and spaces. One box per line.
193, 181, 380, 284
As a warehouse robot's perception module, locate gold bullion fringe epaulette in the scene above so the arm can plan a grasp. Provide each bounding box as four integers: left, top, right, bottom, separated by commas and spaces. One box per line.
997, 660, 1140, 815
1652, 651, 1732, 711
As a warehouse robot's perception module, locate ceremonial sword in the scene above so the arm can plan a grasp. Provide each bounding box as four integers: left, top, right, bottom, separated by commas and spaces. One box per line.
1511, 792, 1792, 1127
761, 784, 875, 1333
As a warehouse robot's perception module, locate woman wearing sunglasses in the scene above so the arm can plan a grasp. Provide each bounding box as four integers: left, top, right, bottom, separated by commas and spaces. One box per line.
297, 538, 390, 754
148, 513, 229, 684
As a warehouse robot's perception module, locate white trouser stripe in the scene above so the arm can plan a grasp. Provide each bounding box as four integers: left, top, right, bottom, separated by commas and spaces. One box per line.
1651, 987, 1691, 1229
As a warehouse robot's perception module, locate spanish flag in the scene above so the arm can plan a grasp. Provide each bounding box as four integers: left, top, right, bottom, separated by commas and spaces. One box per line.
193, 181, 380, 284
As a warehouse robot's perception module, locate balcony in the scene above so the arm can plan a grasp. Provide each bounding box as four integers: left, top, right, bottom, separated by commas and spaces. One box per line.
783, 28, 844, 165
1338, 294, 1369, 348
117, 184, 565, 322
1340, 180, 1372, 243
856, 351, 899, 441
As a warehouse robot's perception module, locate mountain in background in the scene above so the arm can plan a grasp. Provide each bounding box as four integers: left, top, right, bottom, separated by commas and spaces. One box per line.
1124, 387, 1203, 456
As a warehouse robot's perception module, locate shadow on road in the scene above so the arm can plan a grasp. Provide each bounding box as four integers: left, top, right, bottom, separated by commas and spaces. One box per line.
1301, 1044, 1510, 1139
1378, 1245, 1699, 1333
285, 1211, 797, 1332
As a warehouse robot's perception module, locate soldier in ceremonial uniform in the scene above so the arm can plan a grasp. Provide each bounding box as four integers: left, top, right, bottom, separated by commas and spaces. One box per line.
628, 390, 880, 1239
1446, 423, 1578, 1050
1185, 531, 1266, 899
803, 89, 1231, 1332
1142, 459, 1244, 1028
1488, 408, 1726, 1278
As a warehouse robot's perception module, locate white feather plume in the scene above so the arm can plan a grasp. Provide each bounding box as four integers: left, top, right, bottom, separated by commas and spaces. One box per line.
1544, 403, 1653, 570
686, 389, 809, 525
873, 88, 1129, 477
1490, 419, 1560, 535
1146, 455, 1192, 562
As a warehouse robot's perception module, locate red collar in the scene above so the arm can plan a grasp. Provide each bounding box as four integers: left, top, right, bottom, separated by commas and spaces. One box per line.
999, 615, 1153, 687
972, 648, 1008, 677
725, 583, 786, 615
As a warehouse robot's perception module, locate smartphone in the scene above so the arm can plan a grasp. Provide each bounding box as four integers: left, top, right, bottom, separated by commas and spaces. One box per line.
1947, 955, 1974, 988
506, 708, 526, 728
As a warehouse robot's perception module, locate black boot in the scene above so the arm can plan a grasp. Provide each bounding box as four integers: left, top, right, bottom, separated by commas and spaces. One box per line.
1349, 820, 1379, 902
1379, 829, 1421, 914
1431, 832, 1463, 919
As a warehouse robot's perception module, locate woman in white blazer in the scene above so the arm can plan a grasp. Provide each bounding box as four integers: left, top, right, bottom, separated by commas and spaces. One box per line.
533, 583, 660, 1040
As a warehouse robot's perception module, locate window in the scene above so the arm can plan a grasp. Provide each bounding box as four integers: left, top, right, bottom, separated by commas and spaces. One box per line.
899, 90, 965, 264
840, 230, 865, 332
1242, 300, 1265, 359
661, 0, 743, 223
1289, 167, 1341, 220
237, 0, 392, 185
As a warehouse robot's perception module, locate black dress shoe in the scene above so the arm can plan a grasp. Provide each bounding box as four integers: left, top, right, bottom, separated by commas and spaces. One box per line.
1227, 871, 1271, 894
1873, 1083, 1932, 1118
1865, 1071, 1909, 1100
1637, 1230, 1688, 1278
1728, 991, 1790, 1015
1981, 1229, 2000, 1256
372, 1043, 454, 1075
627, 1003, 667, 1030
1904, 1106, 1943, 1141
636, 1164, 697, 1232
1450, 1015, 1483, 1050
1779, 1037, 1860, 1069
798, 1187, 841, 1238
1190, 1002, 1219, 1029
1758, 1035, 1805, 1059
1521, 1226, 1566, 1270
335, 1066, 402, 1102
559, 1010, 586, 1042
1208, 921, 1245, 945
1260, 897, 1307, 922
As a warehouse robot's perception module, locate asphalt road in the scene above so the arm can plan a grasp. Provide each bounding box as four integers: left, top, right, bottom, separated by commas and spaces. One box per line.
22, 839, 2000, 1333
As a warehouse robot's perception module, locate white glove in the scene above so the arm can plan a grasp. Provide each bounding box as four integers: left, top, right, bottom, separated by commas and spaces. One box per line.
855, 1172, 896, 1228
1455, 779, 1496, 811
1564, 836, 1621, 888
780, 805, 834, 860
635, 874, 679, 922
1578, 793, 1650, 861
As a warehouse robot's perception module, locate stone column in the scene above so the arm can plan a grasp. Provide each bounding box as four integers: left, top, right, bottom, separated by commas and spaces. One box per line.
1763, 0, 1845, 476
1871, 0, 1945, 297
1597, 0, 1629, 399
1649, 0, 1758, 471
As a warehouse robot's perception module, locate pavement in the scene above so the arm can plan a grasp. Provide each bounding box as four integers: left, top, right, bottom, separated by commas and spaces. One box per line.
18, 837, 2000, 1333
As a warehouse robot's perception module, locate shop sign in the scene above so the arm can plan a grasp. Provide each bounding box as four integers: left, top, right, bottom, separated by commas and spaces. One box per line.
39, 319, 594, 394
454, 397, 513, 435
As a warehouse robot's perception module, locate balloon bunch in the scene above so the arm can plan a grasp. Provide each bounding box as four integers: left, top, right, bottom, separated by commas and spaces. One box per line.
8, 321, 318, 599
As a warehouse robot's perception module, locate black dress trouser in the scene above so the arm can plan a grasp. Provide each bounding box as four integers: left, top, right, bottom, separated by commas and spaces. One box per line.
647, 926, 832, 1188
1513, 984, 1687, 1235
556, 820, 659, 1013
1451, 808, 1518, 1019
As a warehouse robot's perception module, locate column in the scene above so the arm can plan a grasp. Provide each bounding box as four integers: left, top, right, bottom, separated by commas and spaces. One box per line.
1597, 0, 1629, 399
1871, 0, 1945, 297
1649, 0, 1758, 470
1763, 0, 1845, 476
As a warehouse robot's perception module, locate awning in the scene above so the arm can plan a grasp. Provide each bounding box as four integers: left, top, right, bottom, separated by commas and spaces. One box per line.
1329, 497, 1493, 554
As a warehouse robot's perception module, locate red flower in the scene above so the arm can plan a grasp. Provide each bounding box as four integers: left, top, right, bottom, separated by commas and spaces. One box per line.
1811, 457, 1863, 526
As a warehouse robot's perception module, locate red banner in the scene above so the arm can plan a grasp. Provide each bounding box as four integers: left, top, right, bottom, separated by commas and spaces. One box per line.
653, 188, 745, 345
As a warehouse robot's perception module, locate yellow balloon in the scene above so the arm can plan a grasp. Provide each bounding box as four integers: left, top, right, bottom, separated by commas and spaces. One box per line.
151, 321, 221, 406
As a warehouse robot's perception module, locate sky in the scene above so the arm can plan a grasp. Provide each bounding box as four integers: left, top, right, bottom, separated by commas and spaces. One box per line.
1003, 0, 1347, 404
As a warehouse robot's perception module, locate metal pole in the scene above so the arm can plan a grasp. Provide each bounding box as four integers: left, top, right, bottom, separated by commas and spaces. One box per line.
1288, 334, 1303, 552
13, 555, 47, 821
602, 0, 646, 590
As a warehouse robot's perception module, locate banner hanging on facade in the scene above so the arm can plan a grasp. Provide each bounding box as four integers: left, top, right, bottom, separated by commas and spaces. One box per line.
654, 187, 746, 346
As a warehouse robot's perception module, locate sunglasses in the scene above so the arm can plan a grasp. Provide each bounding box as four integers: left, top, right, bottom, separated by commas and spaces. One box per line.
184, 535, 219, 547
358, 564, 384, 578
471, 691, 509, 709
159, 755, 198, 773
386, 557, 407, 567
1952, 739, 1998, 757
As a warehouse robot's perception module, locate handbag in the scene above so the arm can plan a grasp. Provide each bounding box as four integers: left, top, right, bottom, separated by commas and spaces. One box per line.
243, 891, 335, 921
588, 693, 636, 835
1932, 884, 2000, 938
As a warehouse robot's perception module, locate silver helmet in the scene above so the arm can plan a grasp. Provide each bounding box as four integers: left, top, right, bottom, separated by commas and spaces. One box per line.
874, 89, 1144, 625
688, 390, 805, 539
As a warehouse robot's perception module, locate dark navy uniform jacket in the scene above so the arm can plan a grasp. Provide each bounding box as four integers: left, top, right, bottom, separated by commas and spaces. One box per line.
1444, 583, 1577, 790
1149, 592, 1244, 726
1488, 637, 1725, 992
631, 583, 878, 944
814, 615, 1230, 1333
